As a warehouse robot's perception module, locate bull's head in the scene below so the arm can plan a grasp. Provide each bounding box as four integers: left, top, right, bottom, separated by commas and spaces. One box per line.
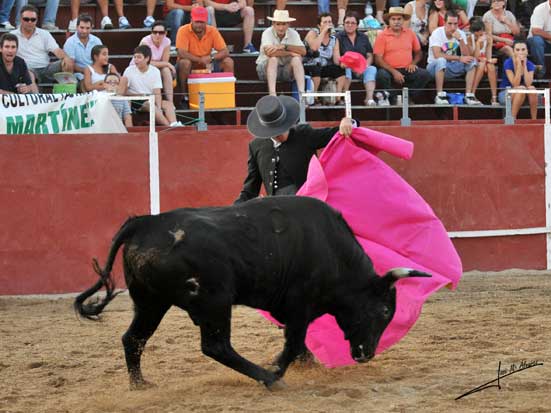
334, 268, 431, 363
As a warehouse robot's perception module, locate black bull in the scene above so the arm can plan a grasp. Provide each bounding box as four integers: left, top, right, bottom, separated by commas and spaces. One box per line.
75, 196, 430, 389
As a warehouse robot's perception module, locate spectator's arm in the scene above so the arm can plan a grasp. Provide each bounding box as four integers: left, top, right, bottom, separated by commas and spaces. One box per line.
154, 88, 163, 108
286, 44, 306, 56
365, 52, 373, 67
504, 13, 520, 36
432, 45, 458, 61
459, 10, 469, 29
52, 47, 69, 61
531, 27, 551, 42
412, 47, 423, 66
333, 38, 342, 65
179, 49, 204, 63
374, 53, 398, 74
213, 48, 230, 61
428, 11, 439, 34
124, 113, 133, 127
403, 3, 413, 29
304, 29, 322, 52
82, 67, 104, 91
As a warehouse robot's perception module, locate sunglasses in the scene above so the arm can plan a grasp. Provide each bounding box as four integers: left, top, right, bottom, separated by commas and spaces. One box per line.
22, 17, 37, 22
152, 30, 166, 35
105, 80, 119, 85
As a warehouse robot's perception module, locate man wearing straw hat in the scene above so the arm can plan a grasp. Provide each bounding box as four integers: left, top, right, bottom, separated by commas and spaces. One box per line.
235, 95, 355, 203
373, 7, 431, 105
256, 9, 306, 96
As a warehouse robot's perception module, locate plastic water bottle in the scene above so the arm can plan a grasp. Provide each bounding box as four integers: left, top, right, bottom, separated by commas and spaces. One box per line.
365, 1, 373, 17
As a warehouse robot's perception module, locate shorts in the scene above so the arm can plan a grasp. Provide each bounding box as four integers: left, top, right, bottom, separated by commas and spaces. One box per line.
427, 57, 477, 79
256, 57, 296, 81
215, 10, 242, 27
345, 65, 377, 83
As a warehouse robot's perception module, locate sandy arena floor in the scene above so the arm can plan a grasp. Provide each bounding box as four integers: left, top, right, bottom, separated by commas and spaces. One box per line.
0, 270, 549, 413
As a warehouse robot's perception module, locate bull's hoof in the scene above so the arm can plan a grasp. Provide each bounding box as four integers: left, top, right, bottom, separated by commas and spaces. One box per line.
266, 364, 282, 374
129, 379, 156, 391
266, 378, 287, 392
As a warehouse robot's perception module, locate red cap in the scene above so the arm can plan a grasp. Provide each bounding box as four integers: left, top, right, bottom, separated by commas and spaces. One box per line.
339, 51, 367, 74
191, 7, 209, 22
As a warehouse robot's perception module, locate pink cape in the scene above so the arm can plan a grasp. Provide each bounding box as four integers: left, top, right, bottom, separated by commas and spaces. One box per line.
260, 127, 462, 368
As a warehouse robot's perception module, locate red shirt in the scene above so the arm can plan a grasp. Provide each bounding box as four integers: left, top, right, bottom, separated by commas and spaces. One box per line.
163, 0, 193, 17
373, 27, 420, 69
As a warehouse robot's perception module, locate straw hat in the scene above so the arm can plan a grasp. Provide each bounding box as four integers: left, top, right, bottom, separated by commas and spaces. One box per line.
383, 7, 411, 22
267, 10, 296, 23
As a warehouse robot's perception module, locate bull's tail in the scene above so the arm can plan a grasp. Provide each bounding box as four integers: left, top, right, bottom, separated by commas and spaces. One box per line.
74, 217, 137, 320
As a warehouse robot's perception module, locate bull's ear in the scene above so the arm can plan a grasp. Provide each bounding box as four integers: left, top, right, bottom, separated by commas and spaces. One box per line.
379, 267, 432, 291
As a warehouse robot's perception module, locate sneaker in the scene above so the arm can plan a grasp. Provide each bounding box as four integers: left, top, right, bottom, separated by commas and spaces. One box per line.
0, 21, 15, 30
242, 43, 258, 54
434, 92, 448, 105
119, 16, 131, 29
42, 22, 59, 31
101, 16, 113, 30
535, 65, 546, 80
464, 94, 482, 105
143, 15, 155, 28
375, 91, 390, 106
366, 99, 376, 106
169, 121, 183, 127
68, 18, 77, 31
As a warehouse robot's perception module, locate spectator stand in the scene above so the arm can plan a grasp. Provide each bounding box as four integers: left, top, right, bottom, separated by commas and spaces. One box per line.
1, 0, 549, 126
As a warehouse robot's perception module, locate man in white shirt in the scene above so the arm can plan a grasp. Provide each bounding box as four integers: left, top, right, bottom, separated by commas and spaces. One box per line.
256, 10, 306, 96
11, 4, 73, 84
527, 0, 551, 79
426, 10, 479, 105
123, 44, 182, 127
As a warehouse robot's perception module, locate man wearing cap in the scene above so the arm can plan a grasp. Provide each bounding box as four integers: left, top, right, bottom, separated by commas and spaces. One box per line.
256, 10, 306, 96
234, 95, 355, 203
176, 6, 234, 108
373, 7, 431, 105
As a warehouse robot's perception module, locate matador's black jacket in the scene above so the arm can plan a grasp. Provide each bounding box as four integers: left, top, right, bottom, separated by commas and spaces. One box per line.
234, 124, 339, 203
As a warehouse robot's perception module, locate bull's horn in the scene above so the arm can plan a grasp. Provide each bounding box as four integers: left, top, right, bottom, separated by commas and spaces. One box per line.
389, 267, 432, 279
378, 268, 432, 291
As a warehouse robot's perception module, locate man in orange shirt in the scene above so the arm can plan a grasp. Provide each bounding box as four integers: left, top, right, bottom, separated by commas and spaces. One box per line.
175, 6, 234, 108
373, 7, 431, 105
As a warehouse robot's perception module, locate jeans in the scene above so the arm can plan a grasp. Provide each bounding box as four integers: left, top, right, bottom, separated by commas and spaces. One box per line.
376, 67, 432, 100
166, 9, 189, 45
527, 35, 551, 73
0, 0, 15, 23
317, 0, 329, 14
15, 0, 59, 25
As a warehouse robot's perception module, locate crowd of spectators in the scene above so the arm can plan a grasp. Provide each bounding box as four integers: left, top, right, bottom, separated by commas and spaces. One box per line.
1, 0, 551, 122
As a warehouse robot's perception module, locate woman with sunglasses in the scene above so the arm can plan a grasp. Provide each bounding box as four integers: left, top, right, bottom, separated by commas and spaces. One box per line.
133, 20, 175, 104
82, 44, 127, 93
